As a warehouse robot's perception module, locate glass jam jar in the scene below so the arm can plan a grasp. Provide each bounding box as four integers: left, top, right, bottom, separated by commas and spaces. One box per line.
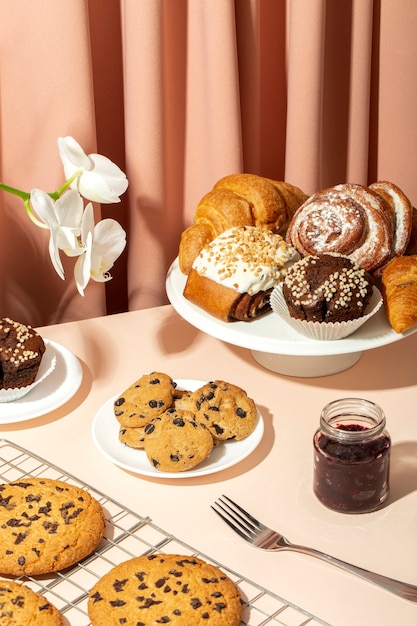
313, 398, 391, 513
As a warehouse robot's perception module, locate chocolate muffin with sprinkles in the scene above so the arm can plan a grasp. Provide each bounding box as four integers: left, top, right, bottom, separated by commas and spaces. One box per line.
282, 253, 374, 323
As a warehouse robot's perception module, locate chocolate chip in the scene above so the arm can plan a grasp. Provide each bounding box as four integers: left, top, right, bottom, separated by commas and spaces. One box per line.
26, 494, 41, 502
43, 521, 58, 533
150, 378, 161, 385
173, 418, 185, 427
191, 597, 203, 609
113, 578, 128, 592
236, 407, 247, 418
138, 598, 162, 608
114, 397, 125, 407
7, 518, 27, 528
170, 455, 180, 462
155, 577, 168, 588
214, 602, 226, 612
145, 423, 155, 434
0, 495, 14, 509
110, 599, 126, 607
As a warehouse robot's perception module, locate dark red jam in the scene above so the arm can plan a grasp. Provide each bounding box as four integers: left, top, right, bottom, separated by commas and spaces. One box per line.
313, 422, 391, 513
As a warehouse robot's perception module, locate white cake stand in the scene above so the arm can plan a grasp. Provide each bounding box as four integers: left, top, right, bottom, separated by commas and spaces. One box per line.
165, 258, 413, 377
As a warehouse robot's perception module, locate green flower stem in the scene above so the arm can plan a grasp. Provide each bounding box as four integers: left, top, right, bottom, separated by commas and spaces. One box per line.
49, 170, 82, 200
0, 182, 46, 228
0, 182, 30, 201
0, 172, 81, 229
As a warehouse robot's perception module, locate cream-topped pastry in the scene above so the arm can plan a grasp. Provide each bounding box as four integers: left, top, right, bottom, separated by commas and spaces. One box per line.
183, 225, 299, 321
192, 225, 299, 295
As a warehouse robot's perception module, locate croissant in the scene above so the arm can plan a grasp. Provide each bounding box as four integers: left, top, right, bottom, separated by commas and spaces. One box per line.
381, 255, 417, 333
286, 182, 413, 274
178, 173, 308, 274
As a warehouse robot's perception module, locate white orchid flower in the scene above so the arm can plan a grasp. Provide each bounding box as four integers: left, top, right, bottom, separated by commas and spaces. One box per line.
74, 203, 126, 296
30, 188, 84, 280
57, 136, 128, 204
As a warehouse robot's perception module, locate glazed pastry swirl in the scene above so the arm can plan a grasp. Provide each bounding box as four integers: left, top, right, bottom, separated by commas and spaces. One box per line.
286, 183, 394, 273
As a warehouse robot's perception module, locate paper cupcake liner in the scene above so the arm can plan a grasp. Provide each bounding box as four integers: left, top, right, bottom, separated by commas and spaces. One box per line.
270, 284, 383, 341
0, 344, 57, 402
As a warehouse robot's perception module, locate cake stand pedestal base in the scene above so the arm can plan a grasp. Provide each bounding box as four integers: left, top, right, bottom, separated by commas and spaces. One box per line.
251, 350, 362, 377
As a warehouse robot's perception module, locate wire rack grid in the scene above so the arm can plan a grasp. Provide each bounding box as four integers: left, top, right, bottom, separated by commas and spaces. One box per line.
0, 439, 330, 626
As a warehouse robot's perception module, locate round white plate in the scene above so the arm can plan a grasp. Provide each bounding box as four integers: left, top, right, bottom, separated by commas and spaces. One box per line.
0, 340, 83, 424
166, 257, 416, 357
91, 379, 265, 478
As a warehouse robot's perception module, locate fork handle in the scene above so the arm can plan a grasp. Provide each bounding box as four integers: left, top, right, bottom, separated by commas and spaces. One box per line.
287, 544, 417, 602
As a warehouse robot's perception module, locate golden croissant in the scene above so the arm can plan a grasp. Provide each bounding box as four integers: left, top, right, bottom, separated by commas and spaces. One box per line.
178, 173, 308, 274
381, 255, 417, 333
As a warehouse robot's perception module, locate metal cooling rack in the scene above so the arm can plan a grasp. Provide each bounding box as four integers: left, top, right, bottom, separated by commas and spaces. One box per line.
0, 439, 330, 626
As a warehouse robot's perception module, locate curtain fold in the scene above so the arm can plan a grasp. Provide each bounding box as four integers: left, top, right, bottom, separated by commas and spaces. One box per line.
1, 0, 417, 326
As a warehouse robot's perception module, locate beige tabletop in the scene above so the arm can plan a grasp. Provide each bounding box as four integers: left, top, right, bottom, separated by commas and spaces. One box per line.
1, 304, 417, 625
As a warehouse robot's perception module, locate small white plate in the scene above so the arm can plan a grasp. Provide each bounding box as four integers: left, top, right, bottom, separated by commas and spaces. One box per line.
0, 340, 83, 424
91, 379, 265, 478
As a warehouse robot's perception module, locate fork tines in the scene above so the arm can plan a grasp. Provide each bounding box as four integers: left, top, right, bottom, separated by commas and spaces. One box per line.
211, 495, 263, 543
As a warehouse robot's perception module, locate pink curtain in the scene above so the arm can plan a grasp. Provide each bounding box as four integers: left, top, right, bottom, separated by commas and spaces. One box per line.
1, 0, 416, 326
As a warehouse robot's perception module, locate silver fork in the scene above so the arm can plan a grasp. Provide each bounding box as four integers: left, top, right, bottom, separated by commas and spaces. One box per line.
211, 495, 417, 602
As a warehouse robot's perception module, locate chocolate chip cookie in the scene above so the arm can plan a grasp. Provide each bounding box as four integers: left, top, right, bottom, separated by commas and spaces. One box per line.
143, 409, 214, 472
0, 580, 63, 625
114, 372, 176, 428
191, 380, 258, 440
119, 424, 147, 449
88, 553, 242, 625
0, 478, 105, 576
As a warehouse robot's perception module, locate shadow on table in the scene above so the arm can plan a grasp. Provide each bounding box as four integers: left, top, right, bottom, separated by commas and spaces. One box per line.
385, 441, 417, 505
0, 358, 92, 432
